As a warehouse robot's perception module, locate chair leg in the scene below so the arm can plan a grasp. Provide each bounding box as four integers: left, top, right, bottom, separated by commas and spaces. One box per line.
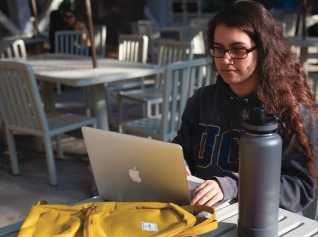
43, 136, 58, 186
56, 83, 62, 96
0, 121, 7, 145
36, 137, 44, 152
141, 102, 147, 118
117, 93, 124, 133
83, 87, 91, 117
154, 103, 160, 116
55, 135, 64, 159
140, 77, 145, 90
147, 102, 153, 117
6, 129, 19, 175
105, 86, 113, 126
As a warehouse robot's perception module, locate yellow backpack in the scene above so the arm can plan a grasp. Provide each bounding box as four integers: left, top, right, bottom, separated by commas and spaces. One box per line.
17, 200, 218, 237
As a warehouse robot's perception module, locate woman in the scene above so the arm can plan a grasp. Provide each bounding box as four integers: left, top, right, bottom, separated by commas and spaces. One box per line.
62, 9, 91, 55
63, 9, 87, 31
172, 0, 318, 213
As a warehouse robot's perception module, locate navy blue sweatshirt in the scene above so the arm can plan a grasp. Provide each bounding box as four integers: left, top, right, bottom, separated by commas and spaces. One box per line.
172, 76, 317, 213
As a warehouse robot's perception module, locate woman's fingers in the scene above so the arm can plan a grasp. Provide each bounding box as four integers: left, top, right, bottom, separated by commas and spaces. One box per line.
191, 180, 224, 206
185, 166, 191, 176
204, 192, 224, 206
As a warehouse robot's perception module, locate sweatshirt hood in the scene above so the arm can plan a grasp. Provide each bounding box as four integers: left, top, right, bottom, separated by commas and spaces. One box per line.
216, 74, 259, 105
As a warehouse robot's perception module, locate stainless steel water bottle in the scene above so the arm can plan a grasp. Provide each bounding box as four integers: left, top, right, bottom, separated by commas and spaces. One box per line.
238, 107, 282, 237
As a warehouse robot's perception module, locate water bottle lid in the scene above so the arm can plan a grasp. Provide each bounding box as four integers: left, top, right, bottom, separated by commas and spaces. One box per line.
244, 107, 277, 134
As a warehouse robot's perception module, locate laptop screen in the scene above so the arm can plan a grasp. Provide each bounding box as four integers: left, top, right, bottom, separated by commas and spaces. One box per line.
82, 127, 191, 206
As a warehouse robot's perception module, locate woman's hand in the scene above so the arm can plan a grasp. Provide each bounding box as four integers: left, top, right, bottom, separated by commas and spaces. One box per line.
185, 166, 191, 176
191, 180, 224, 206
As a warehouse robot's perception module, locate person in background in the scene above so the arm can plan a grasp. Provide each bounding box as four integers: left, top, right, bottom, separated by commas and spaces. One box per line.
63, 9, 91, 55
63, 9, 87, 31
48, 9, 87, 53
172, 0, 318, 214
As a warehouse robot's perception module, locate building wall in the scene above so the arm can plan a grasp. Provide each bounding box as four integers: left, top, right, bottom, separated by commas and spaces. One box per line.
0, 0, 34, 37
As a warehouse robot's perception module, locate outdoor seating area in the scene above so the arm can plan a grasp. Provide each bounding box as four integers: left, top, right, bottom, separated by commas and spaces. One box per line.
0, 12, 218, 230
1, 0, 318, 236
0, 84, 146, 229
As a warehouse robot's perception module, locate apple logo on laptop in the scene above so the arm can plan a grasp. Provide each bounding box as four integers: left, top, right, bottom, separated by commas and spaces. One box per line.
129, 167, 141, 183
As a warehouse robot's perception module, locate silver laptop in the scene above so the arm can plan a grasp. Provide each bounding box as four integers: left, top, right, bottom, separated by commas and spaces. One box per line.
82, 126, 191, 206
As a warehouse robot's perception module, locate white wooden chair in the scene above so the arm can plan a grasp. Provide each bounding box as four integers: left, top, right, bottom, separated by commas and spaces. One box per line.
0, 61, 96, 186
119, 58, 211, 141
0, 39, 27, 144
93, 25, 107, 58
55, 26, 107, 57
0, 39, 27, 59
178, 25, 197, 42
55, 30, 90, 56
55, 25, 107, 112
117, 34, 148, 63
81, 25, 107, 116
131, 22, 139, 35
178, 25, 206, 56
104, 34, 148, 125
281, 13, 297, 37
305, 15, 318, 62
190, 18, 211, 30
54, 30, 90, 96
117, 39, 193, 124
135, 20, 161, 63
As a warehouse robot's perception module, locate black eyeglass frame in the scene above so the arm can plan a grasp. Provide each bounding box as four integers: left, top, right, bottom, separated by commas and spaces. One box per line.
64, 14, 75, 19
208, 45, 257, 59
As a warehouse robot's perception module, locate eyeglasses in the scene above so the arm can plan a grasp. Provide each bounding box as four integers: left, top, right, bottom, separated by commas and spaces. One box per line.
208, 45, 257, 59
64, 14, 74, 19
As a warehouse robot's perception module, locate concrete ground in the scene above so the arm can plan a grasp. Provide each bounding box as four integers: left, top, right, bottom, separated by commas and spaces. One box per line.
0, 85, 143, 228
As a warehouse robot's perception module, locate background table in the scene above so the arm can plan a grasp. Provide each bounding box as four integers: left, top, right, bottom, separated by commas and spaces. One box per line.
1, 54, 164, 130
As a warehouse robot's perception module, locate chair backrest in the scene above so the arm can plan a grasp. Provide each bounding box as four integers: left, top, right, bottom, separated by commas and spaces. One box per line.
178, 25, 198, 42
178, 25, 206, 55
55, 30, 90, 55
0, 39, 27, 59
296, 14, 318, 36
190, 18, 211, 30
93, 25, 107, 58
194, 61, 214, 89
157, 39, 193, 66
306, 15, 318, 28
135, 20, 161, 63
160, 58, 211, 141
305, 14, 318, 36
282, 13, 297, 36
155, 39, 193, 88
118, 34, 148, 63
131, 22, 139, 34
137, 20, 161, 41
0, 62, 49, 135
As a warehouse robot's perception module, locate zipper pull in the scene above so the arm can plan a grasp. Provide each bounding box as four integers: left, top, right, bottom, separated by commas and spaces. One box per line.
74, 205, 96, 214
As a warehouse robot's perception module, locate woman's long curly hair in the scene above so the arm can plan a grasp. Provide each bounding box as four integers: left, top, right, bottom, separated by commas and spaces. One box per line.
207, 0, 318, 178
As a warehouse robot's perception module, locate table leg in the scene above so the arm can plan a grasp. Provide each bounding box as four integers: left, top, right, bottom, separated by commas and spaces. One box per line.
40, 81, 55, 113
90, 84, 109, 130
300, 46, 309, 73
